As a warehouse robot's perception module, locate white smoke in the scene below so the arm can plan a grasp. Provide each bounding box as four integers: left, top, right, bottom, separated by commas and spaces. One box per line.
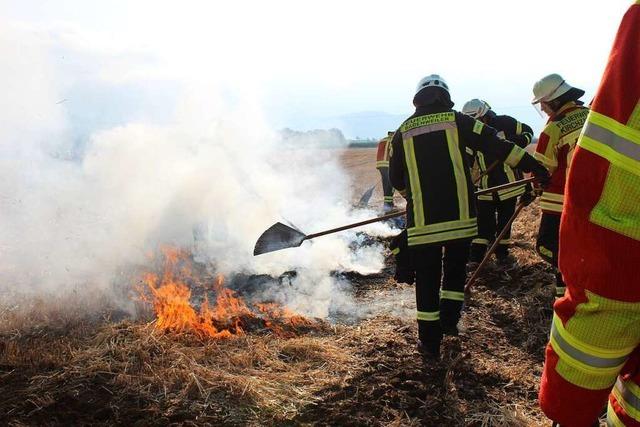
0, 24, 396, 321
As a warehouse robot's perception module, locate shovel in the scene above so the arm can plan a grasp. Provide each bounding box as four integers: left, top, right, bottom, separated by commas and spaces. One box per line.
254, 210, 405, 255
253, 177, 535, 256
355, 184, 377, 209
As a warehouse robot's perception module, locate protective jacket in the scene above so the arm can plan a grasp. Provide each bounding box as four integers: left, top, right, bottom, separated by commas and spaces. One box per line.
389, 91, 542, 247
474, 114, 534, 201
534, 102, 589, 214
376, 134, 393, 169
539, 3, 640, 426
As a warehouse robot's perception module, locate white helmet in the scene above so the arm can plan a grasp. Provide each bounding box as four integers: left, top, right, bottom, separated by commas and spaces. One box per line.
532, 73, 575, 104
462, 99, 492, 119
415, 74, 449, 95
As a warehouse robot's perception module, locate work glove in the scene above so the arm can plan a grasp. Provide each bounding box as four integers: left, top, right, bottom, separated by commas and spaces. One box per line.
390, 230, 415, 285
516, 154, 551, 189
519, 184, 536, 206
531, 163, 551, 189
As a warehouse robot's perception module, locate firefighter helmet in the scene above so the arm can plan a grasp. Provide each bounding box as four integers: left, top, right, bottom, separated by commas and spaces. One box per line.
532, 73, 576, 104
462, 99, 492, 119
415, 74, 449, 95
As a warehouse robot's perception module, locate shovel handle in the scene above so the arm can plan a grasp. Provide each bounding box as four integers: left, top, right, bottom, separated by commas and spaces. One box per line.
464, 201, 526, 292
474, 177, 535, 197
473, 160, 500, 185
304, 211, 405, 240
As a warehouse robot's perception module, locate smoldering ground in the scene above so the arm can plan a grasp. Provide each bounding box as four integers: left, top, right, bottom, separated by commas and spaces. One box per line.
0, 24, 397, 327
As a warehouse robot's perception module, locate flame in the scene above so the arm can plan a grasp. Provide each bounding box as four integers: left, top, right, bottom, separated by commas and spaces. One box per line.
138, 246, 314, 339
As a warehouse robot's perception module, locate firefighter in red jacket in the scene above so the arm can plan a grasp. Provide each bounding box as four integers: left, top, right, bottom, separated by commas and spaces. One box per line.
376, 131, 395, 212
462, 99, 535, 268
539, 3, 640, 426
389, 74, 549, 359
531, 73, 589, 298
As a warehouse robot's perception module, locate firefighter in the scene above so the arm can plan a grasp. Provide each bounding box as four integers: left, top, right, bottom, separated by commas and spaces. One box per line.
376, 131, 395, 212
531, 73, 589, 298
539, 3, 640, 425
388, 74, 550, 359
462, 99, 535, 269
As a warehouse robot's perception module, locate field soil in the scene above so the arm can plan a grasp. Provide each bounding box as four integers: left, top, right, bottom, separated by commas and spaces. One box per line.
1, 147, 560, 426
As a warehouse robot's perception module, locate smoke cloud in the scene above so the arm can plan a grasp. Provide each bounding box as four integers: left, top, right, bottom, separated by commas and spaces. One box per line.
0, 24, 395, 322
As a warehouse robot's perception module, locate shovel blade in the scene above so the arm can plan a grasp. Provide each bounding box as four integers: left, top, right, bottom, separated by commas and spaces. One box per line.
356, 185, 376, 208
253, 222, 307, 256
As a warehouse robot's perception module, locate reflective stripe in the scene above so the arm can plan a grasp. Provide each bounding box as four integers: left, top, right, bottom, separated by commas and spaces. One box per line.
607, 400, 625, 427
516, 121, 523, 135
391, 248, 400, 255
505, 145, 526, 167
446, 127, 469, 220
376, 161, 389, 168
550, 315, 630, 371
403, 122, 456, 139
533, 151, 558, 170
498, 239, 511, 245
401, 112, 456, 132
408, 218, 477, 237
477, 152, 489, 189
541, 192, 565, 202
403, 137, 425, 226
473, 121, 484, 134
408, 224, 478, 246
440, 290, 465, 301
538, 245, 554, 258
540, 201, 564, 213
465, 146, 474, 155
472, 238, 489, 245
384, 196, 394, 202
612, 378, 640, 422
417, 311, 440, 321
580, 111, 640, 176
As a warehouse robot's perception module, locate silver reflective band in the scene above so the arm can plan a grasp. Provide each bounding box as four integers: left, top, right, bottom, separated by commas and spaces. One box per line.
616, 378, 640, 412
583, 121, 640, 162
551, 322, 628, 368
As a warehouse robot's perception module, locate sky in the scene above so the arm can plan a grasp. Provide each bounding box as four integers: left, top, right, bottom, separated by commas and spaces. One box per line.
1, 0, 633, 138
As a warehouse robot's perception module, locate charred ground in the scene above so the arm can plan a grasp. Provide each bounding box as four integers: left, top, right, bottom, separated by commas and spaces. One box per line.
0, 148, 557, 426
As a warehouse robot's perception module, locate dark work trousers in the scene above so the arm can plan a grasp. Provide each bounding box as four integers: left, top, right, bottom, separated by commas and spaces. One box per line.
536, 213, 565, 297
469, 197, 517, 262
378, 167, 394, 206
412, 240, 470, 353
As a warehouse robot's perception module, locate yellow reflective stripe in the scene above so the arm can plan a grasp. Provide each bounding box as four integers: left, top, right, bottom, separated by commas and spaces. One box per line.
417, 311, 440, 321
384, 196, 394, 202
391, 248, 400, 255
540, 202, 563, 212
401, 112, 456, 132
403, 136, 425, 226
440, 290, 465, 301
538, 245, 554, 258
499, 185, 525, 200
533, 151, 558, 171
504, 163, 516, 183
612, 379, 640, 422
473, 120, 484, 135
446, 128, 469, 219
541, 192, 565, 202
408, 225, 477, 246
516, 121, 523, 135
477, 152, 489, 189
408, 218, 477, 236
472, 238, 489, 245
498, 239, 511, 245
579, 111, 640, 176
552, 313, 633, 367
376, 161, 390, 168
465, 146, 474, 155
607, 400, 626, 427
505, 145, 526, 167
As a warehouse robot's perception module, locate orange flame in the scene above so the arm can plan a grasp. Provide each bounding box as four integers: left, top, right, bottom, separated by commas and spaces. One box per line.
139, 246, 314, 339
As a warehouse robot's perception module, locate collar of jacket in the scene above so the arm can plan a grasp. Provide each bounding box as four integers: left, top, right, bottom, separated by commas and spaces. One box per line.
548, 101, 582, 122
413, 87, 454, 110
